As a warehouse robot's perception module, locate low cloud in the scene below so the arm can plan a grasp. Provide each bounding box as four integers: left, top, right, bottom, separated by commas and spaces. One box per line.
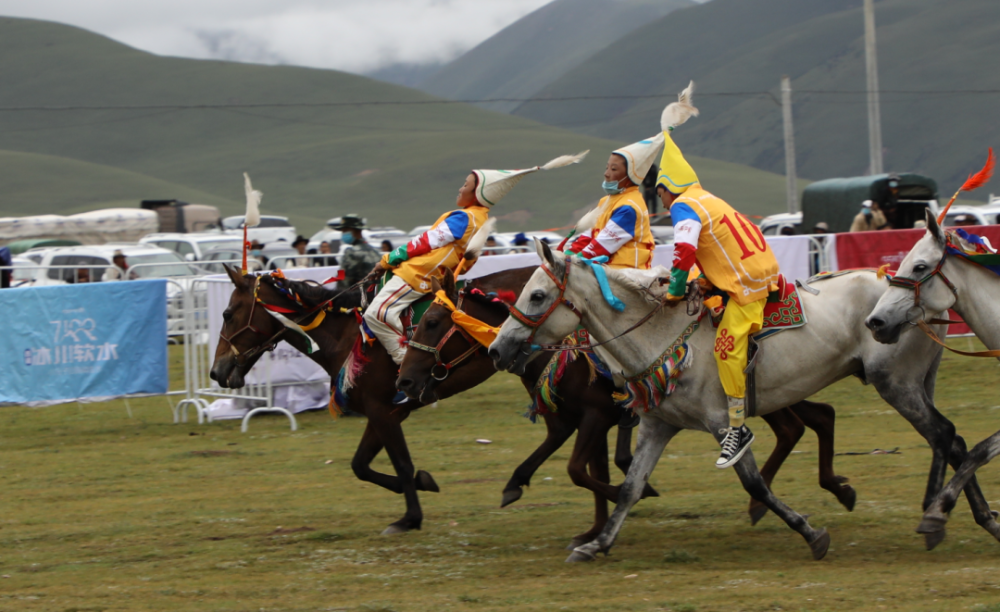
0, 0, 551, 73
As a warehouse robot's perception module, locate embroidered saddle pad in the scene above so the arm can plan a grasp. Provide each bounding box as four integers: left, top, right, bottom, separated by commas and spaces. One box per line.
709, 275, 807, 341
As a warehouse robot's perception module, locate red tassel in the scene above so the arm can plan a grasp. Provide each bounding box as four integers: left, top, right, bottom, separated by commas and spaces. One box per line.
938, 148, 995, 224
961, 147, 995, 192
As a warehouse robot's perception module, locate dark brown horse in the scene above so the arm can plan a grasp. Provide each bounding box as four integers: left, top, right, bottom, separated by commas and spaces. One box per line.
397, 269, 856, 541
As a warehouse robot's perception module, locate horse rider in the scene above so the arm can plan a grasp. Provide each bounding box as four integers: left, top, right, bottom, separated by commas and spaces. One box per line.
657, 84, 780, 468
563, 135, 659, 269
363, 151, 587, 387
335, 214, 381, 290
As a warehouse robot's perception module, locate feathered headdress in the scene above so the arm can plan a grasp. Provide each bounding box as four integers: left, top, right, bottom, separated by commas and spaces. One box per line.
937, 148, 995, 224
241, 172, 263, 274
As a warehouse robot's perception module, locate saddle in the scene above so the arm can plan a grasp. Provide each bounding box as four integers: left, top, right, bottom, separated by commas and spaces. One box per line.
704, 275, 808, 417
363, 271, 463, 342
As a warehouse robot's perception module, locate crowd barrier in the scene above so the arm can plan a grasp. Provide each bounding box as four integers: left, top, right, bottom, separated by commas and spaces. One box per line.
0, 226, 974, 426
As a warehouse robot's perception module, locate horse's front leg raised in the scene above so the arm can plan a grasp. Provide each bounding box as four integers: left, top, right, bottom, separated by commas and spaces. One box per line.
791, 400, 857, 513
732, 447, 830, 560
566, 417, 678, 562
365, 406, 438, 535
500, 410, 576, 508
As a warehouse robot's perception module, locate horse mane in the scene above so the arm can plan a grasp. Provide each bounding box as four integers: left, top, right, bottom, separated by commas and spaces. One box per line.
261, 274, 363, 311
573, 259, 671, 303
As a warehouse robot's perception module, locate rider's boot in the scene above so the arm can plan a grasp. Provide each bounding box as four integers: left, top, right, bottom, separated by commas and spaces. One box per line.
716, 396, 754, 468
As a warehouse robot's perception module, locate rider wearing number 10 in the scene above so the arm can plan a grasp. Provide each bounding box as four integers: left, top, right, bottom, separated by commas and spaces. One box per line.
658, 83, 780, 469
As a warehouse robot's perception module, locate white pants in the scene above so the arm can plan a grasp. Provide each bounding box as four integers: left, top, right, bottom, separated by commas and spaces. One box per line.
363, 275, 424, 364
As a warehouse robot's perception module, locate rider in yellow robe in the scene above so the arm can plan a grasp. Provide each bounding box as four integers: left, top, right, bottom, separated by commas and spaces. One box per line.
658, 93, 780, 468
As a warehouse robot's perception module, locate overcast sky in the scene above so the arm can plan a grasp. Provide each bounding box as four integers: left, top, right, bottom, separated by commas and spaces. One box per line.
0, 0, 556, 74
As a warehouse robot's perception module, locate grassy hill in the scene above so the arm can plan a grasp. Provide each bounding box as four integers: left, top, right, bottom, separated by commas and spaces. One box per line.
0, 16, 803, 235
418, 0, 692, 114
0, 150, 238, 215
514, 0, 1000, 192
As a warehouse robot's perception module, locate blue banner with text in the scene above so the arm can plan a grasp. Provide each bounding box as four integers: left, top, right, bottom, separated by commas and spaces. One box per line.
0, 279, 167, 403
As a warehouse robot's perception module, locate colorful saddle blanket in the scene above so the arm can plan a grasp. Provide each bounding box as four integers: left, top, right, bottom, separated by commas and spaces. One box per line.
709, 275, 807, 341
526, 328, 611, 422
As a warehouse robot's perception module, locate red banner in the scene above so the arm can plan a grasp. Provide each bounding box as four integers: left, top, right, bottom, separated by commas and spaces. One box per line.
834, 225, 1000, 336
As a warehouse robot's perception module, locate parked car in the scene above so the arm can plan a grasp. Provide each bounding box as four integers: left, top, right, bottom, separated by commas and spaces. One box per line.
26, 244, 197, 286
221, 215, 297, 244
139, 232, 244, 261
941, 203, 1000, 227
760, 212, 803, 236
198, 247, 264, 274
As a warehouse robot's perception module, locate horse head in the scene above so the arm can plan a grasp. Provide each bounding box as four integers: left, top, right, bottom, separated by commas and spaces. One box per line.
396, 269, 464, 403
210, 265, 285, 387
489, 239, 586, 375
866, 209, 957, 343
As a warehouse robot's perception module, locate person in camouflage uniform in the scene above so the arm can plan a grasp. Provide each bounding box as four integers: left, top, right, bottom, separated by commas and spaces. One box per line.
335, 214, 381, 290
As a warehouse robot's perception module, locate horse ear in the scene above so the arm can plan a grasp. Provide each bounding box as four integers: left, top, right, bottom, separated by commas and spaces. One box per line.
441, 268, 458, 301
926, 208, 946, 247
224, 264, 247, 289
535, 237, 556, 268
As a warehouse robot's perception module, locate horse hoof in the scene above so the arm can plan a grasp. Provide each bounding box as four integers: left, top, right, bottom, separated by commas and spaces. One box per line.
923, 529, 946, 551
748, 504, 768, 526
839, 485, 857, 512
416, 470, 440, 493
834, 475, 850, 484
565, 548, 596, 563
566, 537, 593, 550
809, 528, 830, 561
641, 483, 660, 499
992, 510, 999, 520
381, 524, 409, 536
500, 487, 523, 508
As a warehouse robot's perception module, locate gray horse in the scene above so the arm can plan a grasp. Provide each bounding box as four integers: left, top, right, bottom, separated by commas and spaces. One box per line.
867, 210, 1000, 548
490, 239, 994, 562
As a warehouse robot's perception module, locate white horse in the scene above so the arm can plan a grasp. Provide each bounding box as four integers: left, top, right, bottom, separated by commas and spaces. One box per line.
489, 239, 996, 562
866, 210, 1000, 549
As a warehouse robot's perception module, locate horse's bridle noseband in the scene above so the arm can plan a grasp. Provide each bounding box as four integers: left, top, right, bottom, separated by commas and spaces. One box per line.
887, 248, 958, 323
507, 256, 583, 347
407, 291, 484, 381
219, 276, 287, 367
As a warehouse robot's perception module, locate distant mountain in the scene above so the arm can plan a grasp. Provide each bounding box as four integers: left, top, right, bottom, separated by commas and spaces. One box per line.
513, 0, 1000, 191
419, 0, 694, 114
366, 61, 444, 89
0, 16, 803, 235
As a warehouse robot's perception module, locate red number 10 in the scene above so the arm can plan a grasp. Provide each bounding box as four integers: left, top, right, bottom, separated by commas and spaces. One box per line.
719, 213, 767, 260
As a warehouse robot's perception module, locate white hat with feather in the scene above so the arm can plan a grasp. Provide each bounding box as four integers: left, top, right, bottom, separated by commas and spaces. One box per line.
473, 150, 589, 207
612, 133, 666, 186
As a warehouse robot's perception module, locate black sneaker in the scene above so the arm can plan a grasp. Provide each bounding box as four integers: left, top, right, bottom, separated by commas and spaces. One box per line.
716, 425, 754, 469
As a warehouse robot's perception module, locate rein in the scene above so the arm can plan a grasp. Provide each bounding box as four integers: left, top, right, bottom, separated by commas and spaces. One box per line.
511, 257, 672, 353
219, 272, 363, 366
888, 236, 1000, 358
407, 290, 484, 381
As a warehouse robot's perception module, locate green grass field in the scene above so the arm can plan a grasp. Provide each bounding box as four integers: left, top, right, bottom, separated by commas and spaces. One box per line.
3, 343, 1000, 611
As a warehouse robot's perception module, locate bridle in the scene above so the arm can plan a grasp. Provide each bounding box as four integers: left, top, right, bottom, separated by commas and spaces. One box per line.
407, 290, 485, 381
219, 275, 334, 367
507, 256, 584, 348
887, 246, 957, 324
507, 256, 676, 353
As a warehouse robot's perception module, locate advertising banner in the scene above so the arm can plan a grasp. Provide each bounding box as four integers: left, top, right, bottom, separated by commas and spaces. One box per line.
0, 279, 167, 403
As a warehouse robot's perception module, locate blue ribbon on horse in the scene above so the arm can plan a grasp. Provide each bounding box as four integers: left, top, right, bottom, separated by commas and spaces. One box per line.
577, 255, 625, 312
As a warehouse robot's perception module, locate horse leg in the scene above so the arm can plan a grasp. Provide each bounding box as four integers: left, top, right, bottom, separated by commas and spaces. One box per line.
875, 377, 998, 549
365, 408, 433, 535
732, 447, 830, 560
919, 431, 1000, 549
566, 417, 678, 562
614, 423, 634, 475
500, 410, 577, 508
567, 433, 612, 550
791, 400, 857, 512
567, 410, 659, 507
750, 408, 805, 525
351, 420, 439, 494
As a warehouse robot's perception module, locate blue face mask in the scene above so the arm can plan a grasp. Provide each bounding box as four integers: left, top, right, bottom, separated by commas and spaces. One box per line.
341, 232, 355, 245
602, 179, 624, 195
250, 249, 261, 257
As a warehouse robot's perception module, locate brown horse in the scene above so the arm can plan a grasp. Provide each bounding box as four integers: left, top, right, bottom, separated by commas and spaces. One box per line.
211, 264, 636, 538
397, 269, 856, 539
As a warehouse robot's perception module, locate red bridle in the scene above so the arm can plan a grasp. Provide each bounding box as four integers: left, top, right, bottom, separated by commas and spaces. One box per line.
507, 257, 583, 348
